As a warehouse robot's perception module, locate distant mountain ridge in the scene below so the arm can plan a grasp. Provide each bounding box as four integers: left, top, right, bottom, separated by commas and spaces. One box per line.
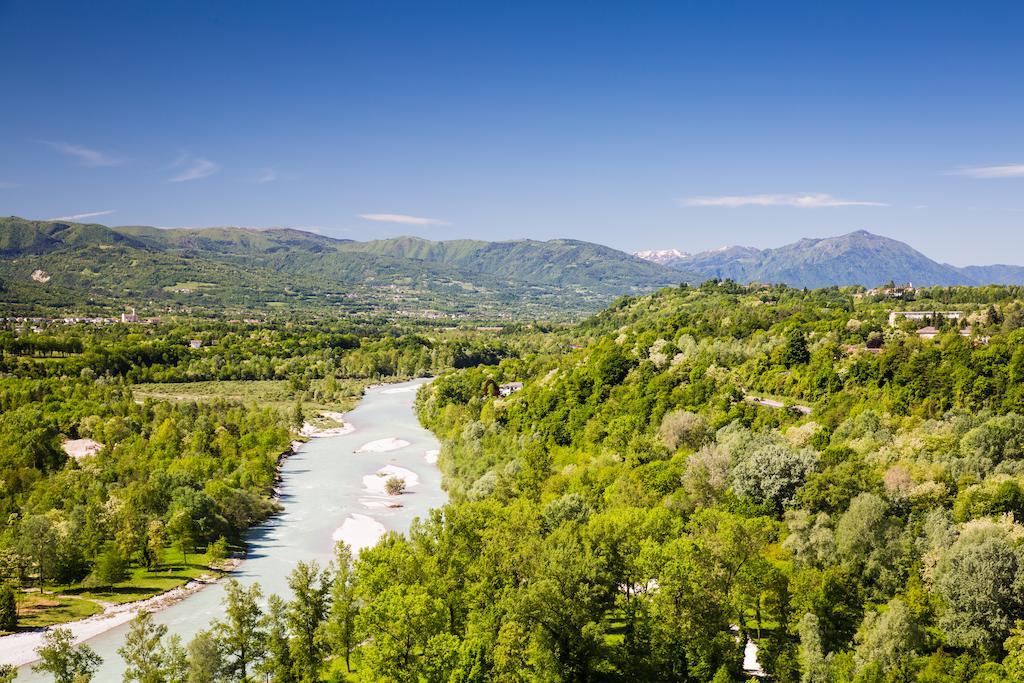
635, 230, 1024, 288
4, 217, 1024, 319
0, 217, 677, 318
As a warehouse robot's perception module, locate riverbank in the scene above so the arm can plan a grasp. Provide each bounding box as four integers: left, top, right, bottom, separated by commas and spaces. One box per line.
11, 378, 445, 680
0, 560, 239, 668
1, 408, 353, 667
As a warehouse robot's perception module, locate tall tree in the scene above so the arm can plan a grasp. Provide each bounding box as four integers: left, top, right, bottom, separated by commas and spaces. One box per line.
32, 627, 103, 683
19, 514, 57, 591
119, 610, 169, 683
260, 594, 296, 683
325, 542, 359, 673
167, 510, 198, 568
91, 542, 129, 590
0, 583, 16, 632
213, 579, 266, 682
286, 560, 331, 682
185, 630, 224, 683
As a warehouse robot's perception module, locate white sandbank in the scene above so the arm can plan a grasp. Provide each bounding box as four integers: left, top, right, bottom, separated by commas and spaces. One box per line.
332, 514, 387, 551
62, 438, 103, 459
354, 437, 410, 453
362, 465, 420, 493
424, 449, 440, 464
299, 412, 355, 438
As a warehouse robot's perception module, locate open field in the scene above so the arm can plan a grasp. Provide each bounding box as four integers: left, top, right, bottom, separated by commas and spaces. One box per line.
132, 378, 371, 415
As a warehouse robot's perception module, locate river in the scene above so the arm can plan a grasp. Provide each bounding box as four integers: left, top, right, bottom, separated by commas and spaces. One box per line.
14, 378, 446, 681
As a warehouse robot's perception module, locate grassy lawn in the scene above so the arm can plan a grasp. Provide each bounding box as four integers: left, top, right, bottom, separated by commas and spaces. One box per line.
63, 548, 225, 605
132, 378, 370, 415
14, 593, 103, 630
9, 548, 231, 632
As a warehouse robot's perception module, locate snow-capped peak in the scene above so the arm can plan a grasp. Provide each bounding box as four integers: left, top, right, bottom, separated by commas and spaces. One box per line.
634, 248, 689, 265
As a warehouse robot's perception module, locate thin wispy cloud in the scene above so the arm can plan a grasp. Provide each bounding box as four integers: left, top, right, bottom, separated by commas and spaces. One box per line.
48, 209, 116, 221
682, 193, 887, 208
255, 168, 277, 183
359, 213, 450, 226
42, 141, 123, 167
949, 164, 1024, 179
169, 155, 219, 182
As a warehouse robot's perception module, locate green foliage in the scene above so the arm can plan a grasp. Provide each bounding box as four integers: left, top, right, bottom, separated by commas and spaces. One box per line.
0, 216, 679, 319
0, 583, 16, 631
33, 627, 103, 683
20, 280, 1024, 681
118, 610, 171, 683
213, 579, 266, 681
90, 542, 129, 589
285, 560, 331, 682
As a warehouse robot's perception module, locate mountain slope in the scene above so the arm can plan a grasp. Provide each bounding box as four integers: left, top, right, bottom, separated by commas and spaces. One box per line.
0, 217, 679, 318
0, 217, 145, 255
639, 230, 1024, 288
342, 236, 678, 290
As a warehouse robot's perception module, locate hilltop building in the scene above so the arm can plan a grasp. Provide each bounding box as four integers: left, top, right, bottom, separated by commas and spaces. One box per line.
889, 310, 963, 327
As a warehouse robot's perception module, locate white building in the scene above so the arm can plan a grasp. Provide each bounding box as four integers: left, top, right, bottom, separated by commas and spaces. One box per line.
499, 382, 524, 397
889, 310, 963, 327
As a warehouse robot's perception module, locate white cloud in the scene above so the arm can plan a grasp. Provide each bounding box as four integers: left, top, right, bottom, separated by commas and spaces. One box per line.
42, 141, 123, 167
681, 193, 887, 208
256, 168, 277, 183
48, 209, 116, 221
169, 156, 219, 182
358, 213, 449, 226
949, 164, 1024, 179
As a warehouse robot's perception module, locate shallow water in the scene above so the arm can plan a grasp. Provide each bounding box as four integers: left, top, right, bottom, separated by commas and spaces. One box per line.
16, 378, 445, 680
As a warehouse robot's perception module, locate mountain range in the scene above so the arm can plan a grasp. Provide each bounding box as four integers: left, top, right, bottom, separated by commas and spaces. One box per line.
2, 217, 1023, 319
0, 217, 676, 318
635, 230, 1024, 290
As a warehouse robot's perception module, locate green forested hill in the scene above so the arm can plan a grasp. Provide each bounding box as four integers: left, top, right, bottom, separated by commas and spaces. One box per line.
0, 217, 679, 318
0, 217, 145, 255
331, 282, 1024, 681
342, 236, 678, 289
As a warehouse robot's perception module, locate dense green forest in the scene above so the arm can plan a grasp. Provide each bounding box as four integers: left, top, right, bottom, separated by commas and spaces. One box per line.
10, 282, 1024, 682
344, 283, 1024, 682
0, 318, 518, 640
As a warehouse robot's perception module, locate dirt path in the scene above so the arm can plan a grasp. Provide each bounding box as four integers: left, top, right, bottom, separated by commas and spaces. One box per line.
744, 394, 812, 415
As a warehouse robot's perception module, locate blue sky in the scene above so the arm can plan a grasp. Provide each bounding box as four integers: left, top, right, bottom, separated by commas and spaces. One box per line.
1, 0, 1022, 265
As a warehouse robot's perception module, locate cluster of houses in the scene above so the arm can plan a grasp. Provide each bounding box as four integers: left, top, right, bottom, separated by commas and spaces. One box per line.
3, 307, 162, 328
861, 283, 918, 299
842, 309, 988, 356
888, 310, 989, 343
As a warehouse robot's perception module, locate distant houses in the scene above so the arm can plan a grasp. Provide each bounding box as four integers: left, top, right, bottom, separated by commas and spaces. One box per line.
863, 283, 916, 299
889, 310, 963, 326
917, 325, 975, 340
121, 307, 139, 323
189, 339, 203, 349
499, 382, 524, 397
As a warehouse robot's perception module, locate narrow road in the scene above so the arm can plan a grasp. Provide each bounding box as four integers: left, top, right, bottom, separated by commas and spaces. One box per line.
744, 395, 812, 415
